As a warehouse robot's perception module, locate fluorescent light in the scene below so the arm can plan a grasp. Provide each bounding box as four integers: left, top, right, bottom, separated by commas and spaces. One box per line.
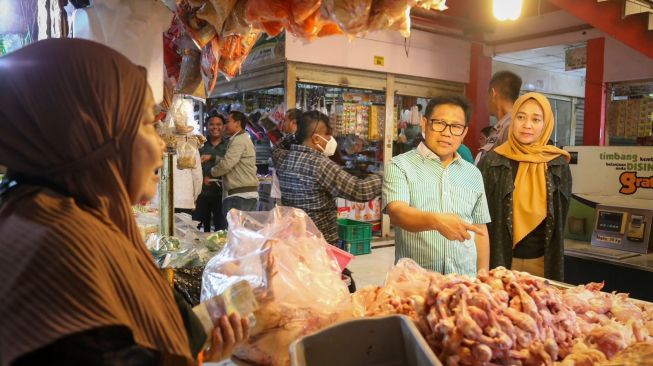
493, 0, 523, 21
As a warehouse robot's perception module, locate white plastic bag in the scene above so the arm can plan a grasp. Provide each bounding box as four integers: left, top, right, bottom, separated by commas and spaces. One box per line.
201, 207, 353, 366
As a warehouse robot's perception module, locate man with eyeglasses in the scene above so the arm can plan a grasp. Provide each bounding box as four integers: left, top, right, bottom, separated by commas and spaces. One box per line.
383, 95, 491, 277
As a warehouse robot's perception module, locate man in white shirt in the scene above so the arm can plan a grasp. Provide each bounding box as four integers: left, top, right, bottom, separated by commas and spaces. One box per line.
477, 71, 522, 163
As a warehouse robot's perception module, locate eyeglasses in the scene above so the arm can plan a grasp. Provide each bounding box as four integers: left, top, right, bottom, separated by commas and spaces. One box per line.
427, 119, 467, 136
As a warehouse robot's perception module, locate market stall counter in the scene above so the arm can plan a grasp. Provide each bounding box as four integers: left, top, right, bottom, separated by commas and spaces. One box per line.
565, 239, 653, 302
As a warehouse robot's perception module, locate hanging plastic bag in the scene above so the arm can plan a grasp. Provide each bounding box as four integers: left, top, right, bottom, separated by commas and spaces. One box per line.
175, 35, 204, 95
245, 0, 291, 37
176, 0, 217, 49
368, 0, 412, 37
196, 0, 237, 34
170, 94, 195, 134
221, 0, 249, 37
322, 0, 373, 36
201, 207, 353, 366
218, 27, 261, 79
200, 37, 220, 96
177, 138, 198, 170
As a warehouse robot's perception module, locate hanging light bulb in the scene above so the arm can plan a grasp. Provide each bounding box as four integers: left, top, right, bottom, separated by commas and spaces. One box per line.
493, 0, 523, 21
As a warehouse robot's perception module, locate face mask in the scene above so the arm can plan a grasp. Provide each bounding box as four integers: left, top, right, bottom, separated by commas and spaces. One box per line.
316, 134, 337, 157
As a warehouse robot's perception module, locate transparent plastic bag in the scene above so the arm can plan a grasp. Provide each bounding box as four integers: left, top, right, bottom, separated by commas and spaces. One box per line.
196, 0, 237, 34
322, 0, 373, 36
383, 258, 434, 298
368, 0, 411, 35
201, 207, 353, 366
177, 138, 198, 169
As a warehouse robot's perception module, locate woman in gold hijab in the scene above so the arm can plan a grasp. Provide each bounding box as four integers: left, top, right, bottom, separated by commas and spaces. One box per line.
478, 92, 571, 281
0, 39, 247, 365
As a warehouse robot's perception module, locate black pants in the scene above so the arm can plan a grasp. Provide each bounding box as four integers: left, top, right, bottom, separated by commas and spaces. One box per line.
174, 208, 193, 215
193, 193, 227, 232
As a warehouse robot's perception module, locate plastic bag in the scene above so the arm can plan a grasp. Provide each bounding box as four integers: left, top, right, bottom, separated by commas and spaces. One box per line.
176, 0, 217, 48
200, 38, 220, 96
218, 27, 261, 79
170, 94, 195, 134
175, 35, 203, 95
196, 0, 237, 34
322, 0, 373, 36
201, 207, 353, 366
383, 258, 434, 298
368, 0, 412, 37
221, 0, 249, 37
245, 0, 291, 37
177, 138, 198, 169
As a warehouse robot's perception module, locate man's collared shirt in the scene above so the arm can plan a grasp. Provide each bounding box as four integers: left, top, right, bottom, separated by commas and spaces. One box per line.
272, 136, 381, 244
383, 142, 491, 277
480, 112, 512, 153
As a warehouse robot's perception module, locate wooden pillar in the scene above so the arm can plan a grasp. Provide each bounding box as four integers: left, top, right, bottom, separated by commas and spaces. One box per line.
465, 43, 492, 153
584, 37, 607, 146
285, 61, 297, 110
382, 74, 395, 238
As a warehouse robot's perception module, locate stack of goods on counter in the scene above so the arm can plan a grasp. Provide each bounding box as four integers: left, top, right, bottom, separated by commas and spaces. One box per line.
354, 259, 653, 366
201, 207, 353, 366
164, 0, 448, 98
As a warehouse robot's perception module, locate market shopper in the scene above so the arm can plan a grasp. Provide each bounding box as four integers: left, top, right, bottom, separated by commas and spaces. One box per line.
0, 39, 248, 365
383, 95, 491, 277
477, 71, 523, 162
478, 92, 571, 281
211, 110, 259, 215
195, 112, 228, 231
272, 111, 383, 292
270, 108, 302, 205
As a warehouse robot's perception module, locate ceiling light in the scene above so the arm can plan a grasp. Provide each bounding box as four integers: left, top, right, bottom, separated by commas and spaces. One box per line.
493, 0, 523, 21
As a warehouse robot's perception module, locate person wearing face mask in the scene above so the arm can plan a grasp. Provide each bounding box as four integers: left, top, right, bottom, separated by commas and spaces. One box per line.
478, 93, 571, 281
272, 111, 382, 292
384, 95, 490, 277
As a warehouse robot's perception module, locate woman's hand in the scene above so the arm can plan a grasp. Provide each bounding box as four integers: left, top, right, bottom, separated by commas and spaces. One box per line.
203, 313, 251, 362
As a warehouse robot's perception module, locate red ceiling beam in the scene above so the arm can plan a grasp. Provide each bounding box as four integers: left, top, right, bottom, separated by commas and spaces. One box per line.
546, 0, 653, 59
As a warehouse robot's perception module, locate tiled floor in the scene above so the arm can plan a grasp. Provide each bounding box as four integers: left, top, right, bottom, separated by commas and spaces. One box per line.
348, 245, 395, 288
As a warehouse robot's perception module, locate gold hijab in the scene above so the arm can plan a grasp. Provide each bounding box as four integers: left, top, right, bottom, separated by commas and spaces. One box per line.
494, 92, 571, 245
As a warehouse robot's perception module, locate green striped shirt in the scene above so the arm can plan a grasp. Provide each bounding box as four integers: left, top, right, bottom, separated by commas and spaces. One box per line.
383, 143, 491, 277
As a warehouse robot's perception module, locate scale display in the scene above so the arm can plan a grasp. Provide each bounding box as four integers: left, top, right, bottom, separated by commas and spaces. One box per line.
591, 204, 653, 254
596, 211, 625, 233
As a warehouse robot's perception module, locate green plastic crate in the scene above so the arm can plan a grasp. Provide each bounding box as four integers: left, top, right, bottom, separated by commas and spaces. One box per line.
343, 238, 372, 256
337, 219, 372, 242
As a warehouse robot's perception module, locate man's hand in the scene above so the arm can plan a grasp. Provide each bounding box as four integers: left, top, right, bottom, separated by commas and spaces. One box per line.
433, 213, 484, 242
203, 176, 212, 186
201, 154, 213, 163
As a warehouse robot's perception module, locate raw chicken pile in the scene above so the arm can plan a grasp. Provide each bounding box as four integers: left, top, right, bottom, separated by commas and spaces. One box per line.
354, 259, 653, 366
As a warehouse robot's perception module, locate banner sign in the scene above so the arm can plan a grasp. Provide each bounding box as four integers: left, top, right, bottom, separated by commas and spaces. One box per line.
565, 146, 653, 199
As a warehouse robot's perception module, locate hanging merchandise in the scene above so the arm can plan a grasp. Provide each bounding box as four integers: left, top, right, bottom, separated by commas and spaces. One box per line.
409, 105, 421, 125
368, 0, 411, 37
177, 137, 199, 170
322, 0, 373, 36
163, 16, 184, 84
368, 105, 383, 141
195, 0, 237, 34
175, 35, 204, 96
170, 95, 196, 134
218, 26, 261, 79
176, 0, 217, 49
244, 0, 290, 37
200, 37, 220, 96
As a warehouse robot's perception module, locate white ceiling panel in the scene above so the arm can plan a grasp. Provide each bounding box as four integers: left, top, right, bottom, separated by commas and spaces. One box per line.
494, 43, 587, 77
